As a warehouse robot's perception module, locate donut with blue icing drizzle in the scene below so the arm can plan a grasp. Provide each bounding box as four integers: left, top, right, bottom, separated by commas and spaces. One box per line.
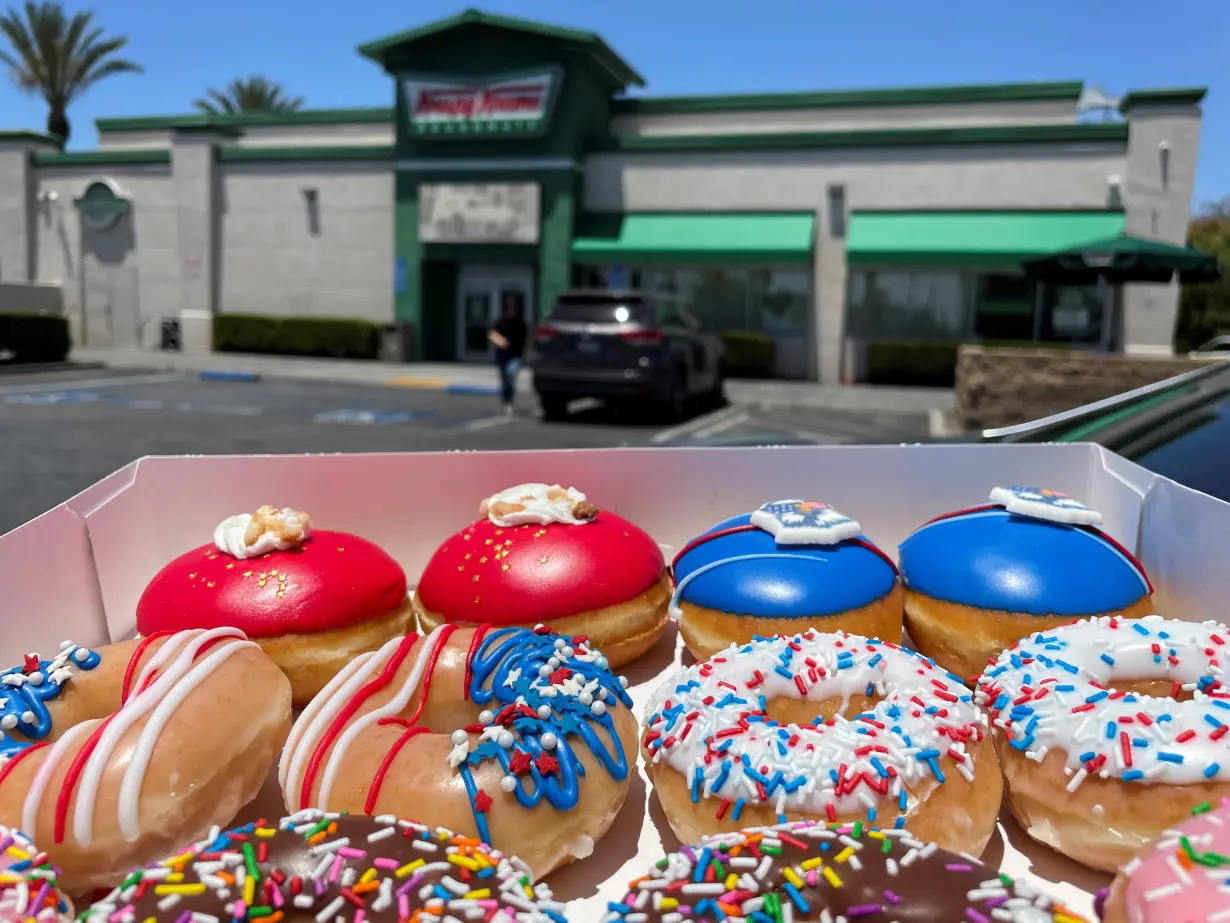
279, 623, 636, 879
976, 615, 1230, 874
898, 486, 1154, 680
642, 630, 1003, 855
670, 501, 902, 661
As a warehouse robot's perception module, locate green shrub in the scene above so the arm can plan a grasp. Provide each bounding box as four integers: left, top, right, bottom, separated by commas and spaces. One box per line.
214, 314, 380, 360
0, 313, 70, 363
1176, 216, 1230, 353
866, 339, 1072, 387
718, 330, 775, 378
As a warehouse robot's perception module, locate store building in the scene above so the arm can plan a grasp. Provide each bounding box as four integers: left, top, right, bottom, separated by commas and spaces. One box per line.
0, 9, 1207, 382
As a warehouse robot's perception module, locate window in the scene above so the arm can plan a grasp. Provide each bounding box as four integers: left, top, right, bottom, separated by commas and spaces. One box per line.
975, 273, 1035, 340
846, 270, 974, 339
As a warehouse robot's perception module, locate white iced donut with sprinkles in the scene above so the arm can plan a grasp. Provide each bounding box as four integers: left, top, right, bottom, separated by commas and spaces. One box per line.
642, 631, 1003, 855
976, 614, 1230, 873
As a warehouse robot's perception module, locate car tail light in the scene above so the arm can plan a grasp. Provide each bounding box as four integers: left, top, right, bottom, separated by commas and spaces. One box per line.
620, 329, 664, 346
533, 325, 560, 342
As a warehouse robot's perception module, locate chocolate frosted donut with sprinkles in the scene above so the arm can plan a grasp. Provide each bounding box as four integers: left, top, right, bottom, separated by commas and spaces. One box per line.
1099, 798, 1230, 923
976, 615, 1230, 873
899, 486, 1154, 680
602, 820, 1089, 923
670, 501, 902, 662
642, 631, 1003, 856
81, 810, 568, 923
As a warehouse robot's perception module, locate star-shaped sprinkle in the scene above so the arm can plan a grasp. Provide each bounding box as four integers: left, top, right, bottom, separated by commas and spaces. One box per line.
474, 790, 493, 813
534, 753, 560, 776
22, 654, 39, 675
547, 667, 573, 685
508, 750, 532, 775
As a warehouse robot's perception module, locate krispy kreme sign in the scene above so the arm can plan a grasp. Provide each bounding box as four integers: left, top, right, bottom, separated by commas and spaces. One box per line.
402, 71, 558, 136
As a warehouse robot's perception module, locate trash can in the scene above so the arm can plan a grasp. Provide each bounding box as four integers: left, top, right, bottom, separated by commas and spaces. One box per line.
380, 322, 415, 362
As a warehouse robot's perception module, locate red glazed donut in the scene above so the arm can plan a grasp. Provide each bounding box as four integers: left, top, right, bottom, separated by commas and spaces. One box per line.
412, 484, 670, 667
136, 506, 413, 706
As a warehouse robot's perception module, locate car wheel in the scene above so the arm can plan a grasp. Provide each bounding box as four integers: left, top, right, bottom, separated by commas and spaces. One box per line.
540, 394, 570, 422
663, 371, 689, 422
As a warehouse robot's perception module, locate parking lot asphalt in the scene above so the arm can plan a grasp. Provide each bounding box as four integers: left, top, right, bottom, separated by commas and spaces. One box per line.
0, 368, 932, 534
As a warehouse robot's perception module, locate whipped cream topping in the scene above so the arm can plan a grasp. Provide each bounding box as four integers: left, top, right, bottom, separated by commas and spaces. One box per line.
214, 506, 311, 559
480, 483, 596, 527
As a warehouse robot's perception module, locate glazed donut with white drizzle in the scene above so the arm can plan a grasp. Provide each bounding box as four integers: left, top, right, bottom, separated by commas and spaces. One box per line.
642, 630, 1002, 855
280, 623, 637, 878
977, 615, 1230, 872
0, 629, 291, 891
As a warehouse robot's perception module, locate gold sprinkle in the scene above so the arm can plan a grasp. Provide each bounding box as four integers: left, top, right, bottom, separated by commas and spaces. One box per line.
539, 556, 548, 565
258, 573, 268, 579
502, 564, 510, 571
337, 547, 345, 552
206, 581, 215, 588
225, 563, 235, 570
463, 534, 471, 541
472, 575, 480, 583
504, 540, 512, 547
479, 556, 488, 564
457, 565, 465, 572
276, 590, 285, 598
484, 539, 493, 546
243, 571, 253, 578
495, 529, 504, 536
188, 572, 197, 579
534, 530, 546, 538
270, 570, 279, 576
465, 553, 472, 560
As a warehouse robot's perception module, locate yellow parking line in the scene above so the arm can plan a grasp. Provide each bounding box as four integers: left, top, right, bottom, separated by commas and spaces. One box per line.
383, 376, 449, 389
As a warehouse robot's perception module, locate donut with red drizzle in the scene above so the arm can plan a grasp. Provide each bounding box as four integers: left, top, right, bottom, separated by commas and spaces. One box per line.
671, 500, 902, 661
0, 629, 290, 892
82, 810, 568, 923
898, 486, 1154, 679
136, 505, 413, 706
413, 484, 670, 667
280, 623, 636, 879
604, 820, 1089, 922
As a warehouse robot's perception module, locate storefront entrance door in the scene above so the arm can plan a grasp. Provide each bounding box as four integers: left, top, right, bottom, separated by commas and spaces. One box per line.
456, 265, 534, 362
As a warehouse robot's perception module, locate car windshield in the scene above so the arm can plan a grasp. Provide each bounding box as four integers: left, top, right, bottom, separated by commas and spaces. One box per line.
548, 296, 652, 325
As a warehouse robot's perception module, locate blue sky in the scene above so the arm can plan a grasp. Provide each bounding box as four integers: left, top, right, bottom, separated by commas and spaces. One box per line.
2, 0, 1226, 207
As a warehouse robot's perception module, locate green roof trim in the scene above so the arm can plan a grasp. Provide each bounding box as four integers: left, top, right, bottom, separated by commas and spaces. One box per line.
0, 130, 61, 145
572, 213, 815, 265
847, 210, 1127, 270
96, 107, 393, 133
1118, 87, 1208, 113
356, 8, 644, 88
611, 80, 1085, 116
33, 148, 171, 167
217, 145, 393, 162
592, 122, 1128, 155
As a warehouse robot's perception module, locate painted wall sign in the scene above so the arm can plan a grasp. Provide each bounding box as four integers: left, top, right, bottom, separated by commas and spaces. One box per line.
74, 180, 131, 232
419, 183, 540, 245
401, 69, 560, 137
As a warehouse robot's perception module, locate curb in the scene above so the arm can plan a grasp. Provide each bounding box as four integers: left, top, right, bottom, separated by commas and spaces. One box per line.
199, 370, 261, 383
0, 361, 105, 377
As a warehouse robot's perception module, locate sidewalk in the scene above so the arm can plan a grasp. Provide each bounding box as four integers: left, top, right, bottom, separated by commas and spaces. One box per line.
69, 347, 956, 415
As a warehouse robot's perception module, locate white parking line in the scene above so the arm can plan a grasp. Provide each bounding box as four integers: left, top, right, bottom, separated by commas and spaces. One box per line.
651, 404, 746, 444
0, 373, 182, 395
463, 414, 517, 431
692, 410, 751, 440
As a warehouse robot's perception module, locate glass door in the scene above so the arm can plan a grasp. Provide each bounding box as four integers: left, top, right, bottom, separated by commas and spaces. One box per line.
460, 288, 493, 360
456, 266, 535, 363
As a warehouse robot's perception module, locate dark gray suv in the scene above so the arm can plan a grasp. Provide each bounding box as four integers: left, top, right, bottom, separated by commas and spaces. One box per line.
527, 289, 725, 421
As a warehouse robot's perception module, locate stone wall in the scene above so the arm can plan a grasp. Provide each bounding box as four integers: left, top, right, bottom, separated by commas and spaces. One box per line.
956, 345, 1212, 431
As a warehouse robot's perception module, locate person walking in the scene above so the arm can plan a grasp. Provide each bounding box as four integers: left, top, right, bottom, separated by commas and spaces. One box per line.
488, 296, 528, 415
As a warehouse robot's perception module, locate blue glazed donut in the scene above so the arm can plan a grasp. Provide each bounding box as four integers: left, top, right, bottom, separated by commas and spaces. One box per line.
671, 500, 902, 660
898, 485, 1154, 679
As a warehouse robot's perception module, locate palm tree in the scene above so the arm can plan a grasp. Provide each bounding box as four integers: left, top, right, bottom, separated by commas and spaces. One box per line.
0, 1, 140, 144
194, 76, 303, 116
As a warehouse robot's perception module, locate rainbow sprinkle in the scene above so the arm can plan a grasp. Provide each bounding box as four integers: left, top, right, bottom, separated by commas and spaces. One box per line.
0, 826, 71, 923
602, 820, 1088, 922
81, 810, 566, 923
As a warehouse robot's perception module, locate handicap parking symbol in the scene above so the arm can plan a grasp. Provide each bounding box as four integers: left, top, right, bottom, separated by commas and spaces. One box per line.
313, 409, 419, 425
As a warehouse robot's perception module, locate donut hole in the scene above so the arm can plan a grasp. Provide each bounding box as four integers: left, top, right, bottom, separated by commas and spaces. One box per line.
765, 692, 882, 727
1105, 678, 1194, 702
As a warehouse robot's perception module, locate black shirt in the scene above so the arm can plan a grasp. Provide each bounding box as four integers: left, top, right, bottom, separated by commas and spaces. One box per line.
494, 315, 528, 359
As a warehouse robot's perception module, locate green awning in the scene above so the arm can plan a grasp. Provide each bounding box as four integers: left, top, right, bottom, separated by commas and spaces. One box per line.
846, 211, 1126, 269
571, 213, 815, 265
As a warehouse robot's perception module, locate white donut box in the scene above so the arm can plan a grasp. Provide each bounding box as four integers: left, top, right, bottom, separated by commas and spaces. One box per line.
2, 442, 1227, 919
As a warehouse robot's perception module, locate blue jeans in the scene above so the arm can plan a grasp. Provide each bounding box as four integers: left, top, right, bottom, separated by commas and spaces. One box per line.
497, 357, 522, 405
